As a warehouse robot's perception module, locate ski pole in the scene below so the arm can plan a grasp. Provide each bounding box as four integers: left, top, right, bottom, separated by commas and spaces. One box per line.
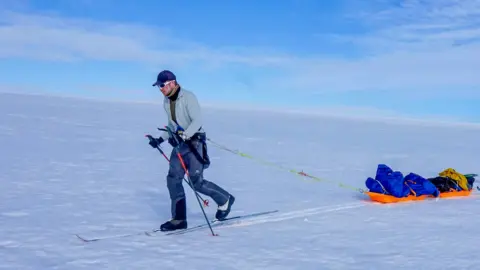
145, 135, 209, 207
161, 126, 217, 236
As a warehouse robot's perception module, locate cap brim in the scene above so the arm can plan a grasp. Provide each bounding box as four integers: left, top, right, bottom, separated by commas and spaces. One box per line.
152, 81, 159, 86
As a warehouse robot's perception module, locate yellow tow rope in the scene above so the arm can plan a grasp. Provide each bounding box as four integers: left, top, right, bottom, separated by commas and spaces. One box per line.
206, 138, 366, 194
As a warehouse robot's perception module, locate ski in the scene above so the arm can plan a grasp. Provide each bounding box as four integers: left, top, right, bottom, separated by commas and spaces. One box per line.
75, 230, 157, 243
75, 209, 278, 242
164, 209, 279, 236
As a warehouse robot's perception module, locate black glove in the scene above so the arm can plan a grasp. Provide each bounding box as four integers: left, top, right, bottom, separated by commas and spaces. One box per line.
147, 135, 164, 148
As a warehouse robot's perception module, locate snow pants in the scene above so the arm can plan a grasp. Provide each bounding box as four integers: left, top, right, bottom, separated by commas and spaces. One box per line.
166, 134, 230, 220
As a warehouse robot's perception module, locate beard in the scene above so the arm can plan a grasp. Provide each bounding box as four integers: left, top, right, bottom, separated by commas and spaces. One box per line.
165, 84, 180, 97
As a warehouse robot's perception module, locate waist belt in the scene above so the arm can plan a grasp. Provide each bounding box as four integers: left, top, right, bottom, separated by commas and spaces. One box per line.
187, 132, 209, 165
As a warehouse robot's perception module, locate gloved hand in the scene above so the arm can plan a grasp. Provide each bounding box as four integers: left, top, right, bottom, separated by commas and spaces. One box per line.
175, 126, 189, 141
146, 135, 164, 148
177, 130, 189, 141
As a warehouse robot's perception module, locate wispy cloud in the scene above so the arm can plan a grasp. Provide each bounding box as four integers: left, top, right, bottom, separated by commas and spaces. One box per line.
1, 1, 479, 95
293, 0, 480, 94
344, 0, 480, 51
0, 11, 291, 67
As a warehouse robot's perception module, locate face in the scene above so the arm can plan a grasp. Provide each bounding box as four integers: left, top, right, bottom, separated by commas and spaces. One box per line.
158, 80, 176, 96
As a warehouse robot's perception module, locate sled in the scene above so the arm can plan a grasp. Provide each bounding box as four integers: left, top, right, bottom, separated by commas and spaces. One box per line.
365, 192, 427, 203
366, 189, 474, 204
438, 189, 472, 198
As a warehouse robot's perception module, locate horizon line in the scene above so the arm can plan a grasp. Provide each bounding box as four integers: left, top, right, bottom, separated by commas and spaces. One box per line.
2, 90, 479, 129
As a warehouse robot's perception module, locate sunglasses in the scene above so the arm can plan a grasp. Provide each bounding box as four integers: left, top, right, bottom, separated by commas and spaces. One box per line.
158, 80, 174, 88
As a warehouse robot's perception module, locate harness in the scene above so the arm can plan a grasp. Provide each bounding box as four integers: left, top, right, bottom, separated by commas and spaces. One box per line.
168, 94, 210, 168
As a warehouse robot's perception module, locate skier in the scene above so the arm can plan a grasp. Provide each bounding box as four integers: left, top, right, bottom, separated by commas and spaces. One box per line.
147, 70, 235, 231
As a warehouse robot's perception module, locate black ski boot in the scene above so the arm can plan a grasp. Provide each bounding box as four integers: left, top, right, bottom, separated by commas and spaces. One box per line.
160, 219, 187, 231
161, 198, 187, 231
215, 195, 235, 221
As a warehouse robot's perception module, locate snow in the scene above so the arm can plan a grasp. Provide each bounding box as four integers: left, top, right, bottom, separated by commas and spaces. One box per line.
1, 91, 479, 270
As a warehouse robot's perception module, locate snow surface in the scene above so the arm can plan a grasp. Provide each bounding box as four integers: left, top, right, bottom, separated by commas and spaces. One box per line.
1, 92, 479, 270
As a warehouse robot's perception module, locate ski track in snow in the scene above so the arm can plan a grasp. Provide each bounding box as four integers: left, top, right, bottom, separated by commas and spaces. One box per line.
1, 92, 479, 270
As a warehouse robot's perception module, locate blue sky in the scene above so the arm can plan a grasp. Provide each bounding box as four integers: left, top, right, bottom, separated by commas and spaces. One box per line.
0, 0, 479, 123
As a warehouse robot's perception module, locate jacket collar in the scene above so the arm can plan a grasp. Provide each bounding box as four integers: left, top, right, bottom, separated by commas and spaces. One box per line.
167, 86, 182, 101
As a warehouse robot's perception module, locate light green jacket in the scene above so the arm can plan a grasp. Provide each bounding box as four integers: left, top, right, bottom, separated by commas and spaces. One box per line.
160, 88, 205, 141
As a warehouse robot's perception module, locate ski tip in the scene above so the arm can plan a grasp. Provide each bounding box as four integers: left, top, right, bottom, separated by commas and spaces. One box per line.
75, 234, 90, 242
75, 233, 101, 243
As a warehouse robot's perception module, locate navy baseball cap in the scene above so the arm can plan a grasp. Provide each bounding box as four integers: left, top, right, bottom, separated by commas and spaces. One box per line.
152, 70, 176, 87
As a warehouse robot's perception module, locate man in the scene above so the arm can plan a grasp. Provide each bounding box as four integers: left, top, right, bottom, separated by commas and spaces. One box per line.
148, 70, 235, 232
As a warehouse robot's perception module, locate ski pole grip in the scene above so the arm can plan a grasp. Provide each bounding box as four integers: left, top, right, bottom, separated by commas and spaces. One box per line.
145, 134, 154, 141
161, 126, 182, 147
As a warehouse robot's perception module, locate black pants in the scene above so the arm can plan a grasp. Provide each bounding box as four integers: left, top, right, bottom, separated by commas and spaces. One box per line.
166, 136, 230, 220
